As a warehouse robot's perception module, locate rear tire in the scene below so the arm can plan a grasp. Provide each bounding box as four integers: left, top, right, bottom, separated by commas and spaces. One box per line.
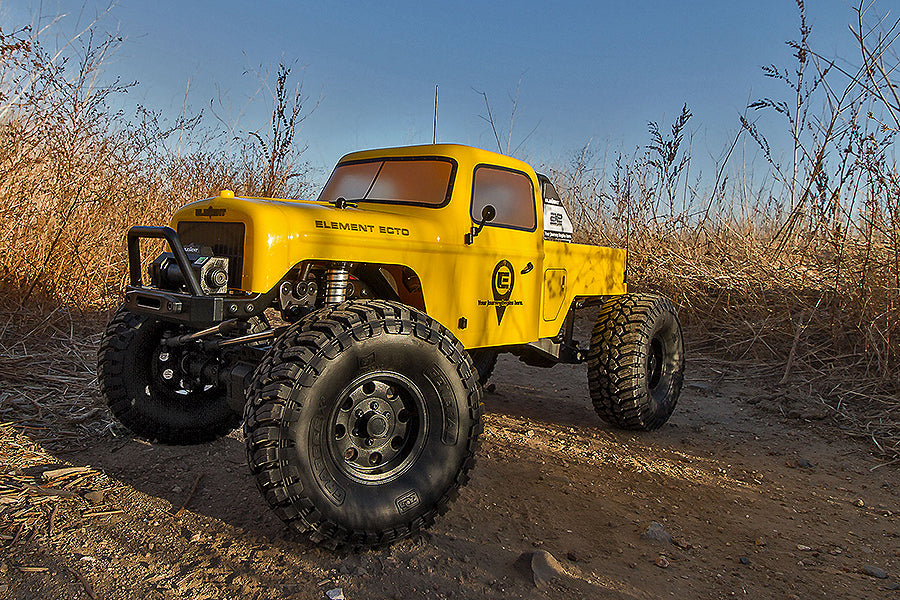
244, 300, 482, 548
97, 307, 241, 444
587, 294, 684, 430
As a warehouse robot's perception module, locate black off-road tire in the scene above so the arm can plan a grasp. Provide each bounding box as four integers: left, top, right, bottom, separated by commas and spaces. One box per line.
97, 307, 242, 444
244, 300, 483, 548
468, 349, 498, 385
587, 294, 684, 431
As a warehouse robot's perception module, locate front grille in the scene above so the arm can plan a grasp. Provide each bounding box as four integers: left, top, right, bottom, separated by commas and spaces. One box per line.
177, 221, 245, 289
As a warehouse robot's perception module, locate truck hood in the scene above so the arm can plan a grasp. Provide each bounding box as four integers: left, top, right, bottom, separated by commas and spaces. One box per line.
171, 192, 460, 293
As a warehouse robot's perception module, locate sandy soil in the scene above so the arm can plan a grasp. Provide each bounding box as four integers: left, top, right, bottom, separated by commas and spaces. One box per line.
2, 314, 898, 600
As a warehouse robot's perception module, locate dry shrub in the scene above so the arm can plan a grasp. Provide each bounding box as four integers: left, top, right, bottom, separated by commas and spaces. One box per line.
545, 1, 899, 456
0, 5, 897, 457
0, 21, 312, 310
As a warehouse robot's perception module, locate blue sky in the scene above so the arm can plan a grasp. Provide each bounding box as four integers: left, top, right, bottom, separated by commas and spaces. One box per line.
4, 0, 865, 186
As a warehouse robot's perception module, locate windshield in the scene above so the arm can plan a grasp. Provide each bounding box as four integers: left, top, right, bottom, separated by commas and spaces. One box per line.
319, 157, 456, 207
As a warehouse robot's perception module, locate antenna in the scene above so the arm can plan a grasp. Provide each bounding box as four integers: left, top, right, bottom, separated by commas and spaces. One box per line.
433, 85, 438, 144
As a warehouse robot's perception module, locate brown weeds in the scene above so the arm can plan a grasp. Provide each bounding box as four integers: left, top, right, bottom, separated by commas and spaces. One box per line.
0, 5, 897, 457
547, 0, 899, 457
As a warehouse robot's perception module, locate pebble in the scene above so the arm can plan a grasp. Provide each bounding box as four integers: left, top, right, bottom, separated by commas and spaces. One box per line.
655, 556, 670, 568
885, 582, 900, 591
754, 537, 767, 546
641, 522, 674, 545
739, 557, 750, 565
84, 490, 104, 504
861, 565, 888, 579
325, 588, 345, 600
566, 551, 579, 562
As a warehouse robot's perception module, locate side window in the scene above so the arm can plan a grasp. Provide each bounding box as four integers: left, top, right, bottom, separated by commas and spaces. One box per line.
471, 165, 536, 231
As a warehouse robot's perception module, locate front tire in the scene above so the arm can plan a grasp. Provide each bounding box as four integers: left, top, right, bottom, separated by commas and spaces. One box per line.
587, 294, 684, 430
97, 307, 242, 444
244, 300, 482, 548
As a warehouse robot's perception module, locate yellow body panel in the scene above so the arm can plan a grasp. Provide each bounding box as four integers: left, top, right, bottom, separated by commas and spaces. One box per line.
170, 144, 627, 349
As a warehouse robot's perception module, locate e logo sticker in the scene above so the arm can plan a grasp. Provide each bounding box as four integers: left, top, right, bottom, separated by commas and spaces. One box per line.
491, 260, 515, 325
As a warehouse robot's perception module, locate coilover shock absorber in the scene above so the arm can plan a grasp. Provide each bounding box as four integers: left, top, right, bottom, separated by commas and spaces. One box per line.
324, 263, 351, 305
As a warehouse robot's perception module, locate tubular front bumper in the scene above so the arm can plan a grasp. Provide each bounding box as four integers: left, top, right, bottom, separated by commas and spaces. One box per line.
124, 225, 263, 326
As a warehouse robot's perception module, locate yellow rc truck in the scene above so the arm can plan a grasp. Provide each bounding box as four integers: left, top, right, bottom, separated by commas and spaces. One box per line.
99, 143, 684, 547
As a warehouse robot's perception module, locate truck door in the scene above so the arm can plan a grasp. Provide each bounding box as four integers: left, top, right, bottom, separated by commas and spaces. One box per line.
462, 164, 543, 347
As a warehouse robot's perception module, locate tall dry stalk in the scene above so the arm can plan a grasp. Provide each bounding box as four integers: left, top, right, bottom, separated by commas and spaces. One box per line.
0, 16, 313, 310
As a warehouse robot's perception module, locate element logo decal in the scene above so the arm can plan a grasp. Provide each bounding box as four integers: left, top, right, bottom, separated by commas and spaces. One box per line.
195, 207, 226, 218
478, 260, 523, 324
491, 260, 514, 325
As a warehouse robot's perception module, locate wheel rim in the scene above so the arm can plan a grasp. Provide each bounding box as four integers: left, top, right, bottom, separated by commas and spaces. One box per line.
647, 336, 664, 391
328, 371, 428, 483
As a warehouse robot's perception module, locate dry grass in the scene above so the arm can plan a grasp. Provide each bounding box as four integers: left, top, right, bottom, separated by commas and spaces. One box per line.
544, 1, 900, 456
0, 3, 897, 458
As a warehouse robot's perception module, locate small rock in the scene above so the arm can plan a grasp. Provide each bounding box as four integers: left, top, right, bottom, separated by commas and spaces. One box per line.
641, 522, 673, 544
739, 557, 750, 565
0, 562, 7, 573
855, 499, 865, 507
885, 582, 900, 590
655, 555, 669, 568
84, 490, 104, 504
566, 551, 579, 562
338, 565, 351, 575
800, 408, 828, 420
354, 567, 367, 577
794, 458, 814, 469
325, 588, 345, 600
172, 485, 183, 494
529, 550, 570, 589
754, 537, 767, 547
190, 533, 201, 543
797, 545, 812, 551
861, 565, 888, 579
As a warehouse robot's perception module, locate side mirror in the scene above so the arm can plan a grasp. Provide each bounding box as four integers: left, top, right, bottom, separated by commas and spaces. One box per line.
465, 204, 496, 245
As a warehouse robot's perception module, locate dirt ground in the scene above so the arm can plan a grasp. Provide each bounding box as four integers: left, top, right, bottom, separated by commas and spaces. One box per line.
1, 312, 898, 600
